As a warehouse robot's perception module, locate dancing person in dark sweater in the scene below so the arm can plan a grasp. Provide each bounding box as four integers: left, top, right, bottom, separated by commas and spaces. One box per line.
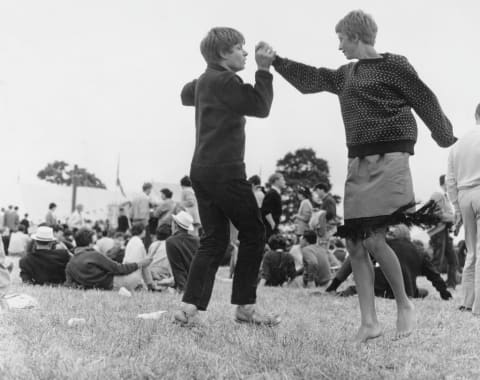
174, 27, 278, 326
267, 10, 456, 342
327, 225, 453, 301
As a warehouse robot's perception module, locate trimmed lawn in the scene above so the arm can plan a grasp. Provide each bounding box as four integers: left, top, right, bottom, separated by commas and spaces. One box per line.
1, 261, 479, 379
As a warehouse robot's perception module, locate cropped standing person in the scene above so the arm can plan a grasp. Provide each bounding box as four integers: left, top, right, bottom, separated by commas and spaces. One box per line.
270, 10, 456, 342
447, 103, 480, 315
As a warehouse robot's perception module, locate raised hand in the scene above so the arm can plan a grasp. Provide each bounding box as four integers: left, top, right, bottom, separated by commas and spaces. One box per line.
255, 41, 276, 70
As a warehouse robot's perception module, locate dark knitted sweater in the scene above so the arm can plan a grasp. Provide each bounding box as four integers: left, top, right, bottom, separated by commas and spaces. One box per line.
273, 53, 456, 157
181, 64, 273, 182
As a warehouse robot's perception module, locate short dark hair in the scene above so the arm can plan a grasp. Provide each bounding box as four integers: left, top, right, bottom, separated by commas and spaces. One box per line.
52, 224, 64, 233
298, 186, 311, 199
248, 175, 261, 186
439, 174, 446, 187
17, 224, 26, 233
180, 176, 192, 187
268, 234, 287, 251
142, 182, 152, 192
160, 188, 173, 199
314, 182, 331, 192
156, 224, 172, 241
49, 202, 57, 210
475, 103, 480, 119
131, 223, 145, 236
302, 230, 317, 245
200, 27, 245, 64
74, 228, 95, 247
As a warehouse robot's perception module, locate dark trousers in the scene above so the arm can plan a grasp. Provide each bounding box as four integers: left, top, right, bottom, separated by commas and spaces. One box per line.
182, 179, 266, 310
431, 228, 457, 288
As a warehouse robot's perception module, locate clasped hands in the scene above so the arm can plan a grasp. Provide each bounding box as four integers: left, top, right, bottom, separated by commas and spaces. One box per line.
255, 41, 276, 71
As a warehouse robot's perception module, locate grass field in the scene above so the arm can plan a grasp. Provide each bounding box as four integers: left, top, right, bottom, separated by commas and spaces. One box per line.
1, 259, 480, 380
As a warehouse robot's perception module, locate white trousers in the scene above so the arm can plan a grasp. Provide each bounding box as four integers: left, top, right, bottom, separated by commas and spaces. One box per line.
459, 187, 480, 314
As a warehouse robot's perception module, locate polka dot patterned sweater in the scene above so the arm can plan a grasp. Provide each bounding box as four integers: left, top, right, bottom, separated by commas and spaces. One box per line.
273, 53, 457, 157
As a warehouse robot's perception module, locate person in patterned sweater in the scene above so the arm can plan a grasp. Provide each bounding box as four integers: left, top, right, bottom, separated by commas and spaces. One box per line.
264, 10, 456, 342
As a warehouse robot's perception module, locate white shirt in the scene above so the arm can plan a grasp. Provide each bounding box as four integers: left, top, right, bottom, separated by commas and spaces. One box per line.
8, 232, 30, 254
95, 237, 115, 255
446, 127, 480, 212
120, 236, 150, 288
69, 210, 85, 230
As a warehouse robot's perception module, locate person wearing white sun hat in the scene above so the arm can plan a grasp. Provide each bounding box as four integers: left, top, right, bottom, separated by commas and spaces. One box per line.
165, 211, 199, 292
19, 226, 71, 285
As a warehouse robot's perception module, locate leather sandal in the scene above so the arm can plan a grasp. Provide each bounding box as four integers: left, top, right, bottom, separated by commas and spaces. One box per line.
234, 309, 281, 326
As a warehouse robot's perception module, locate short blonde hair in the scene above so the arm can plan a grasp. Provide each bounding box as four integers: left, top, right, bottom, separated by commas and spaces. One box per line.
335, 10, 377, 45
200, 27, 245, 64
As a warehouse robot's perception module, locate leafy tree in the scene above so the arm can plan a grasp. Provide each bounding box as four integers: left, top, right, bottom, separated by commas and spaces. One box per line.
275, 148, 338, 223
37, 160, 106, 189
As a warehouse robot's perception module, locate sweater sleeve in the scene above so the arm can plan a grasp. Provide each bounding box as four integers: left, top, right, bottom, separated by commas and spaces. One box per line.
95, 253, 139, 275
181, 80, 196, 106
392, 56, 456, 148
216, 70, 273, 118
273, 56, 345, 95
421, 254, 449, 297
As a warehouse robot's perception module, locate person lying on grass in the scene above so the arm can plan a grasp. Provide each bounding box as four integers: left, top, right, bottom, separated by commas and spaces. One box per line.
65, 228, 152, 290
326, 224, 453, 301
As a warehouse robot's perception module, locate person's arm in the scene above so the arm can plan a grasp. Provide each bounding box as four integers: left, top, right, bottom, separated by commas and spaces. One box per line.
181, 80, 196, 106
296, 201, 310, 222
19, 259, 33, 284
216, 70, 273, 118
272, 56, 345, 95
182, 191, 196, 208
421, 254, 452, 300
94, 253, 140, 276
260, 253, 274, 283
393, 56, 456, 148
446, 150, 463, 234
261, 194, 276, 229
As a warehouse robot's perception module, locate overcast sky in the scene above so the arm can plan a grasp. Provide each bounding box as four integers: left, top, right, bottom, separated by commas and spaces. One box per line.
0, 0, 479, 207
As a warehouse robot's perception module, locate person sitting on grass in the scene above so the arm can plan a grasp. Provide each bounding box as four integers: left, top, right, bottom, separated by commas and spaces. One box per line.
8, 224, 30, 256
105, 232, 126, 263
260, 234, 296, 287
19, 226, 71, 285
301, 230, 339, 287
148, 224, 173, 283
113, 223, 156, 291
65, 228, 152, 290
326, 224, 453, 301
166, 211, 200, 293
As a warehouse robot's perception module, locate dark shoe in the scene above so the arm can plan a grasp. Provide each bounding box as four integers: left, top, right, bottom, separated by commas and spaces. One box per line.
458, 306, 472, 312
235, 308, 281, 326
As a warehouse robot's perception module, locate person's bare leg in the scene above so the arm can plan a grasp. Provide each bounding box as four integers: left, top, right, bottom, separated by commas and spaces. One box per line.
347, 239, 382, 343
364, 229, 415, 338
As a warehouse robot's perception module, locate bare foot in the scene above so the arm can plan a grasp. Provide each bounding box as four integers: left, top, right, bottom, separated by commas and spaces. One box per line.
395, 301, 416, 339
353, 323, 383, 344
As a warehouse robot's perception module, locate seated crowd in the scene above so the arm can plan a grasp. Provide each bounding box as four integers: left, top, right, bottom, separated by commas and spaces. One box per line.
14, 209, 200, 294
